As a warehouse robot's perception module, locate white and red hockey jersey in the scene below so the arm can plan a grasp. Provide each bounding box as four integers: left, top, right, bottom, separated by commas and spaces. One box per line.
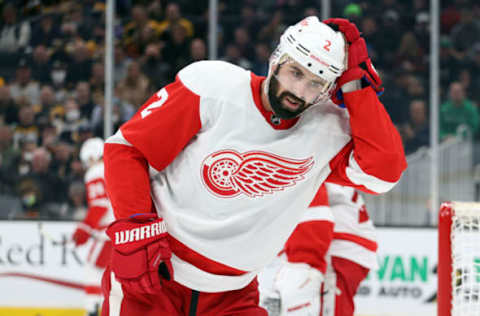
80, 162, 115, 267
104, 60, 406, 292
281, 183, 334, 274
282, 182, 377, 274
326, 182, 378, 270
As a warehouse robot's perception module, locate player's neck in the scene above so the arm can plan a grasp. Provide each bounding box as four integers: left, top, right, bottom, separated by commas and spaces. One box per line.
260, 80, 273, 113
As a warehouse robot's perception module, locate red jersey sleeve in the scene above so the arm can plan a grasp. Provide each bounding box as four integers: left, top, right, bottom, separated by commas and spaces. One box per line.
326, 87, 407, 194
104, 78, 202, 219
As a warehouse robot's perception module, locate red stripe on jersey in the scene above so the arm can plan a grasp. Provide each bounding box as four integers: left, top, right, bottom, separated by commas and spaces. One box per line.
309, 183, 328, 207
250, 73, 299, 130
333, 232, 378, 251
343, 87, 407, 182
168, 235, 248, 276
284, 220, 334, 273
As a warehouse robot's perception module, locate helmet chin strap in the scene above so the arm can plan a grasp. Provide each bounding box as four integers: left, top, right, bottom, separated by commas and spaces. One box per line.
266, 65, 312, 120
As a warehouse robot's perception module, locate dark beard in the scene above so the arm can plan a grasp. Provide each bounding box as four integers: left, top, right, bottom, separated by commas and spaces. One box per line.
267, 72, 311, 120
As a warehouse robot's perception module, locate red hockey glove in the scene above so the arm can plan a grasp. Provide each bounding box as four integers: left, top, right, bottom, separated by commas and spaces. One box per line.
72, 224, 91, 246
106, 213, 173, 294
324, 18, 383, 105
324, 18, 360, 43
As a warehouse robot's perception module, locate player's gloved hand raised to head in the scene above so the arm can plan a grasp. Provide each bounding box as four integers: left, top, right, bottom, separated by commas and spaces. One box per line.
323, 18, 383, 105
106, 213, 173, 294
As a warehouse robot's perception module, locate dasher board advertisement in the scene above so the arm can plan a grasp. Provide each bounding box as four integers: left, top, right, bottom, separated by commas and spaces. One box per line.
0, 222, 440, 315
0, 221, 92, 308
355, 228, 437, 316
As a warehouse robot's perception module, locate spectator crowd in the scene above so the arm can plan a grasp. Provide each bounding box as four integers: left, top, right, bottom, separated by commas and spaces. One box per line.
0, 0, 479, 219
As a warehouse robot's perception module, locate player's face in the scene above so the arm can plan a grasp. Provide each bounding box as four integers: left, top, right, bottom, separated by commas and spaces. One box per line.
271, 60, 330, 112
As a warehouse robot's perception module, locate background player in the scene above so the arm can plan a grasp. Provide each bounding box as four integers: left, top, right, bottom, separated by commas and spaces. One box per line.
72, 137, 115, 316
101, 17, 405, 315
259, 182, 377, 316
322, 183, 377, 316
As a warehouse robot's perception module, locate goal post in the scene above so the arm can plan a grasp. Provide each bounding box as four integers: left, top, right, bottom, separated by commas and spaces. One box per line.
438, 202, 453, 316
438, 201, 480, 316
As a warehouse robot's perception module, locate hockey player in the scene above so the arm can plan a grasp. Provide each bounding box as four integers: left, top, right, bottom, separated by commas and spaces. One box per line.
259, 184, 333, 316
72, 137, 115, 316
260, 183, 377, 316
323, 183, 377, 316
101, 17, 406, 315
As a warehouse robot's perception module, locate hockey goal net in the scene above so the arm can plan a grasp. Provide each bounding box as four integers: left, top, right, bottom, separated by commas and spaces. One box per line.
438, 202, 480, 316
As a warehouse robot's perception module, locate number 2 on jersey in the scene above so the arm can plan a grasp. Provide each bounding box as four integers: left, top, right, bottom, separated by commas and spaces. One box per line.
141, 88, 169, 119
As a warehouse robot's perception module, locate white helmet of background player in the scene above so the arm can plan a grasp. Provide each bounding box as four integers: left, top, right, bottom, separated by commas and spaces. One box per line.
265, 16, 346, 119
80, 137, 104, 167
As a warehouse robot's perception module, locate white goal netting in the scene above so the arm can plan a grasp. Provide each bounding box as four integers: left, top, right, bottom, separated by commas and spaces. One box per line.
450, 202, 480, 316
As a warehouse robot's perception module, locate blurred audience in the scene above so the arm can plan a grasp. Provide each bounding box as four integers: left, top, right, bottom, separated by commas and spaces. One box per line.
440, 82, 478, 141
0, 4, 31, 53
116, 61, 151, 108
0, 0, 479, 220
450, 9, 480, 54
9, 59, 40, 105
158, 2, 194, 38
64, 181, 87, 220
0, 125, 20, 194
401, 99, 430, 154
0, 85, 18, 124
13, 104, 40, 148
65, 41, 93, 86
17, 146, 63, 219
58, 97, 89, 143
30, 45, 53, 84
75, 81, 96, 119
189, 38, 207, 63
122, 5, 162, 58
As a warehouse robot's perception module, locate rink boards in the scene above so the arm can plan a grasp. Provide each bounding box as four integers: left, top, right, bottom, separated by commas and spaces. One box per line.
0, 221, 438, 315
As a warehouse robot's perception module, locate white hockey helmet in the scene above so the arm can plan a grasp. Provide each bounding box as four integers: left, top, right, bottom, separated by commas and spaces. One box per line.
266, 16, 346, 118
80, 137, 104, 166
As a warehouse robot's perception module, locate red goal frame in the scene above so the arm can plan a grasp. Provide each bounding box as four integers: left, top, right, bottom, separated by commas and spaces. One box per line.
438, 202, 453, 316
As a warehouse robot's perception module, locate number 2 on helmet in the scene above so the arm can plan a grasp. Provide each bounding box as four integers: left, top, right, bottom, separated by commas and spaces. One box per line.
323, 40, 331, 51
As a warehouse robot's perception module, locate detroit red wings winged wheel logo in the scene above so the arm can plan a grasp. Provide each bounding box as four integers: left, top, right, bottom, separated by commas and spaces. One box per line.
201, 150, 314, 198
